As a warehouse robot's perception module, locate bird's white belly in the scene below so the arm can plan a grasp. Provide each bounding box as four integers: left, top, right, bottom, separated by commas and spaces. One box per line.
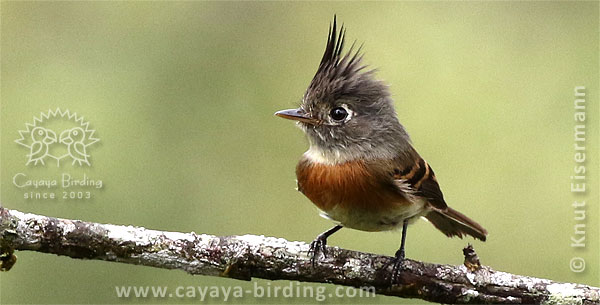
319, 199, 428, 232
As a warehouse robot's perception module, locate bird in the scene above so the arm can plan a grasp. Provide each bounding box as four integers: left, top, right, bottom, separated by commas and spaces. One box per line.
275, 17, 487, 281
27, 127, 57, 166
59, 127, 90, 166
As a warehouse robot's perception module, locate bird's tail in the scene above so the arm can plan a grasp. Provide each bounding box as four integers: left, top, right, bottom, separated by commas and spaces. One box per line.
424, 207, 487, 241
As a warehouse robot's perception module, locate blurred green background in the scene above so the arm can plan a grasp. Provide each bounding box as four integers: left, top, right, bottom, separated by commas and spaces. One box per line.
1, 1, 598, 304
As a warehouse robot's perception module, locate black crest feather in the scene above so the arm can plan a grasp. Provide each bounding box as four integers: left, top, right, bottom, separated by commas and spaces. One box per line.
305, 16, 385, 104
317, 16, 346, 74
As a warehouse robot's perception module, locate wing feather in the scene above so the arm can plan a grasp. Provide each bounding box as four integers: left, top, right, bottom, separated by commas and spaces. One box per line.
393, 157, 447, 210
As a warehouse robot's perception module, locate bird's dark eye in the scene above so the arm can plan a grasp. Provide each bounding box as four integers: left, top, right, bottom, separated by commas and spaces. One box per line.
330, 107, 348, 121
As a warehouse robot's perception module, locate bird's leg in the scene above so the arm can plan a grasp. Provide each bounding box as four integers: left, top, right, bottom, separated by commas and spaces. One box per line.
308, 225, 342, 267
391, 219, 409, 284
396, 219, 408, 259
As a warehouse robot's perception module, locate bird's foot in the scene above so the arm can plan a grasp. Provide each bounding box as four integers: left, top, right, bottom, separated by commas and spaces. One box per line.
307, 236, 328, 267
389, 249, 406, 285
307, 225, 342, 268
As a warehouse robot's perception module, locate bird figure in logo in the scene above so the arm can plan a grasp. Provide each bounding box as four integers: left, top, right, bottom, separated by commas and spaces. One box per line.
59, 127, 90, 166
27, 127, 57, 166
275, 17, 487, 283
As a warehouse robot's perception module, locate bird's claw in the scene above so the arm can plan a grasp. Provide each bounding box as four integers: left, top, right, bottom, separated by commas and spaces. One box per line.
308, 237, 327, 267
306, 225, 342, 268
387, 249, 406, 285
390, 257, 405, 284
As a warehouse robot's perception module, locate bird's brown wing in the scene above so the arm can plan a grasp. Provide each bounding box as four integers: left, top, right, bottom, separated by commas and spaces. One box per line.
392, 157, 447, 210
392, 157, 488, 241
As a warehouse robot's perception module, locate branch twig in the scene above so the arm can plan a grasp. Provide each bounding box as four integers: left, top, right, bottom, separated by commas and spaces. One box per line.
0, 207, 598, 304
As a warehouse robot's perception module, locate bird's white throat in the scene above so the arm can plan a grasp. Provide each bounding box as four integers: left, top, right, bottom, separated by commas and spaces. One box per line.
303, 146, 352, 165
303, 144, 398, 165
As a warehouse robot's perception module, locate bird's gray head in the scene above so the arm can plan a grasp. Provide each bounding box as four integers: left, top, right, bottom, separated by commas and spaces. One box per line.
276, 17, 411, 164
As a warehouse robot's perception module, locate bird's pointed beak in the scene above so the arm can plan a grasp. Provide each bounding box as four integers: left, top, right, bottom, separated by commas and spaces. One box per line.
44, 130, 57, 144
274, 108, 319, 125
59, 129, 72, 145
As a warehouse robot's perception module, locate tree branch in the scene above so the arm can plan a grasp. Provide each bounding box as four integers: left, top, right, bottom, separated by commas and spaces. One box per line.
1, 207, 598, 304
